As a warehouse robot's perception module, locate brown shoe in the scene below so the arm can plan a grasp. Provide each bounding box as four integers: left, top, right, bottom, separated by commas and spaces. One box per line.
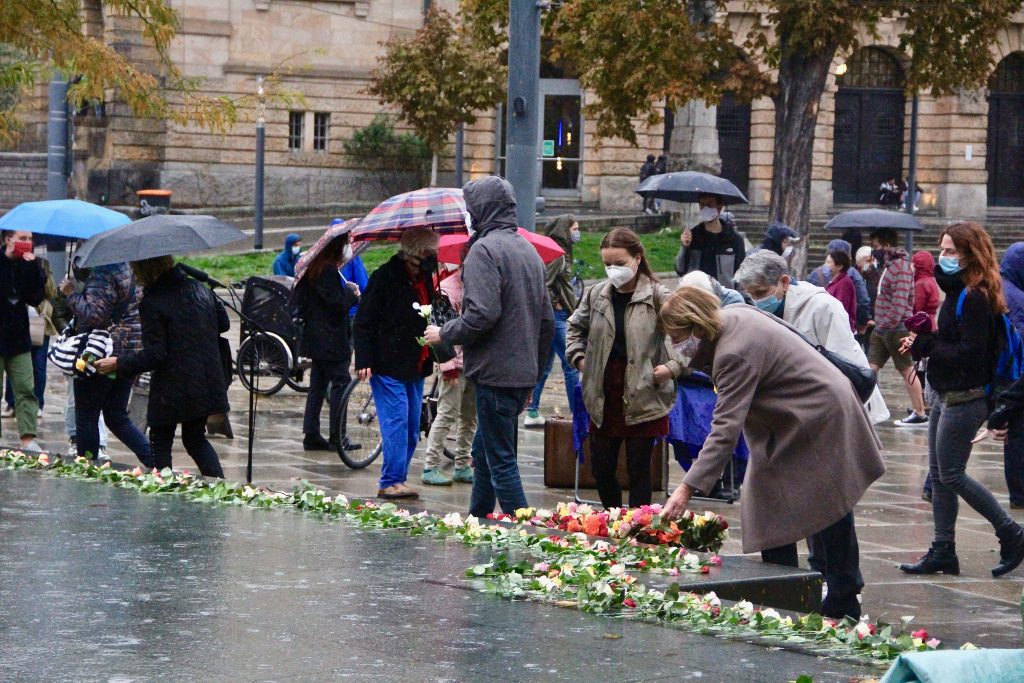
395, 483, 420, 499
377, 484, 417, 500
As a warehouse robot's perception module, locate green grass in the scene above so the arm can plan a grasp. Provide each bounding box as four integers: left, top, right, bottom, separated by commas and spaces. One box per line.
180, 228, 682, 285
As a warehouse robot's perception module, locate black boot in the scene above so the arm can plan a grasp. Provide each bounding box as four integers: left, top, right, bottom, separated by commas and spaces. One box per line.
992, 525, 1024, 577
899, 542, 960, 575
303, 433, 331, 451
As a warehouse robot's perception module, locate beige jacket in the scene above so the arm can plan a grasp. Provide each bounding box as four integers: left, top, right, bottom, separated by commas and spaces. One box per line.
566, 275, 685, 427
683, 306, 886, 553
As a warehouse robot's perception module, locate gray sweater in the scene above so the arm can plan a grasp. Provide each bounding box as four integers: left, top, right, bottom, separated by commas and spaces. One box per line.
441, 177, 554, 388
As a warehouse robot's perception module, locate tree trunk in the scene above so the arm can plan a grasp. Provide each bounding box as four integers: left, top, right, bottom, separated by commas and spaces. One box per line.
768, 42, 838, 275
430, 152, 438, 187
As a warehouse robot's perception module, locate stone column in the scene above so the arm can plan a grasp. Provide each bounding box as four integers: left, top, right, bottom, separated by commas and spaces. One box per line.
668, 99, 722, 174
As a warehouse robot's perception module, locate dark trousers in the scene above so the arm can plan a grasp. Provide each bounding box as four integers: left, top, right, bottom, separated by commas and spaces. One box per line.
74, 375, 152, 467
468, 384, 530, 517
149, 417, 224, 478
5, 338, 49, 409
761, 512, 863, 619
589, 434, 654, 509
302, 357, 350, 441
1004, 412, 1024, 507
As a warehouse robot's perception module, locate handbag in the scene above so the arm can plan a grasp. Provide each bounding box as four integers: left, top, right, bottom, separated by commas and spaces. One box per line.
47, 322, 113, 378
426, 289, 459, 364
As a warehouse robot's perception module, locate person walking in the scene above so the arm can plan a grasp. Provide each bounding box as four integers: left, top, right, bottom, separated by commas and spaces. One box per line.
421, 265, 475, 486
913, 250, 940, 331
355, 227, 440, 500
899, 222, 1024, 578
675, 194, 746, 286
660, 287, 885, 619
0, 230, 45, 451
93, 257, 229, 477
566, 228, 684, 509
867, 228, 927, 427
4, 259, 62, 419
272, 233, 302, 277
61, 262, 152, 466
996, 242, 1024, 508
639, 155, 657, 214
824, 248, 857, 333
293, 230, 359, 452
425, 176, 554, 517
525, 214, 581, 427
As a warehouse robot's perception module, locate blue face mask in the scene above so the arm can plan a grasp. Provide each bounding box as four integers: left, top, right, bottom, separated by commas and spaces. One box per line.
938, 256, 962, 275
753, 295, 783, 315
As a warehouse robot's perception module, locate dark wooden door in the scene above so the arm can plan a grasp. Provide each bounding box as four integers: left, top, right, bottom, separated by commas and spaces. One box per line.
716, 93, 751, 195
833, 90, 905, 203
987, 94, 1024, 206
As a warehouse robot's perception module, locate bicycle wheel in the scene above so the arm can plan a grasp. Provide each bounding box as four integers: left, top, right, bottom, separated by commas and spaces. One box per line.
336, 377, 383, 469
285, 357, 311, 393
236, 332, 291, 396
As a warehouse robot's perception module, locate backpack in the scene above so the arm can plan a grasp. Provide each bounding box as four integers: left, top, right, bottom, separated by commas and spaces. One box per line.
956, 288, 1024, 391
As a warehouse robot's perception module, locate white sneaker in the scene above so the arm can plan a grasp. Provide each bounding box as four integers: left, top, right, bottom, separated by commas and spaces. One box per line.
1, 406, 13, 418
524, 410, 546, 427
19, 441, 43, 453
37, 408, 43, 418
67, 439, 77, 458
96, 448, 111, 463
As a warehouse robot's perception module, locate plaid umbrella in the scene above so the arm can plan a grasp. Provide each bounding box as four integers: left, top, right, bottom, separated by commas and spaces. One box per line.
352, 187, 468, 242
294, 218, 361, 283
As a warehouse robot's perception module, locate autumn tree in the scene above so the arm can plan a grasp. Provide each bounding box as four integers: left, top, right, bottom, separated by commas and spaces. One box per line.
367, 6, 505, 186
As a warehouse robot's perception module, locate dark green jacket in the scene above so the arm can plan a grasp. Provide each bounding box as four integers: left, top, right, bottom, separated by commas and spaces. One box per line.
542, 214, 579, 312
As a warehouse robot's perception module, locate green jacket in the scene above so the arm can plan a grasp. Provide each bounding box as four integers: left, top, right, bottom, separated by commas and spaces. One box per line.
542, 215, 579, 312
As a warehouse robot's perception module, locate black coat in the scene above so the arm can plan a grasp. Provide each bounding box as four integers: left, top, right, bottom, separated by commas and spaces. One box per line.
353, 254, 433, 381
118, 266, 231, 427
0, 255, 45, 357
293, 266, 358, 362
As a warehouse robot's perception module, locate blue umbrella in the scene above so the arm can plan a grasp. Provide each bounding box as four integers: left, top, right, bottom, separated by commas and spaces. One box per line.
0, 199, 131, 239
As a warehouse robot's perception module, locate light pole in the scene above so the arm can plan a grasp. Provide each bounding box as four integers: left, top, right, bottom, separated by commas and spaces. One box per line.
254, 75, 266, 251
46, 73, 69, 275
904, 92, 919, 253
505, 0, 543, 231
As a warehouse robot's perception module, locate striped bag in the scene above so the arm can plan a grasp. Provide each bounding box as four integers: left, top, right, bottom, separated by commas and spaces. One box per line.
47, 324, 114, 377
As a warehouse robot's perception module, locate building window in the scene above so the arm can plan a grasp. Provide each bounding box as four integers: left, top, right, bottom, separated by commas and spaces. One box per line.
313, 112, 330, 152
288, 111, 304, 151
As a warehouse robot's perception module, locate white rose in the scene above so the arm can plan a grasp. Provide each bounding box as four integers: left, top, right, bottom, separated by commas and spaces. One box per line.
760, 607, 782, 622
703, 591, 721, 608
735, 600, 755, 616
608, 563, 625, 576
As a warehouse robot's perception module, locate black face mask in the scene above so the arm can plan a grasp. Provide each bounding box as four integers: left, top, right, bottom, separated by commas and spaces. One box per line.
419, 254, 438, 275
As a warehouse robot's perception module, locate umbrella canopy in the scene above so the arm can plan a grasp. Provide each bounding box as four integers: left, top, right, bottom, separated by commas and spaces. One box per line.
352, 187, 468, 242
74, 214, 246, 268
0, 199, 130, 239
824, 208, 923, 232
294, 218, 361, 283
635, 171, 749, 205
437, 228, 565, 265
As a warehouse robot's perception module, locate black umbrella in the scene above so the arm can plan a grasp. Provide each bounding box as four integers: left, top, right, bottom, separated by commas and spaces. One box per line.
74, 214, 247, 267
824, 208, 923, 232
635, 171, 749, 205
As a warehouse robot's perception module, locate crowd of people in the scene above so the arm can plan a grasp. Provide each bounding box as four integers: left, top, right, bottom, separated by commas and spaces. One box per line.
6, 177, 1024, 621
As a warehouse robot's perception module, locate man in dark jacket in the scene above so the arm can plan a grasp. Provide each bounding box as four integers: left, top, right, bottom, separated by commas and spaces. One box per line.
992, 242, 1024, 508
675, 194, 746, 286
0, 230, 45, 450
639, 155, 656, 214
425, 176, 554, 517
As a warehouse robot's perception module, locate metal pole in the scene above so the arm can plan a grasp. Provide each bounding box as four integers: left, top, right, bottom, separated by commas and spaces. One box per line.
254, 76, 266, 251
904, 93, 919, 253
455, 122, 465, 187
505, 0, 542, 231
46, 74, 69, 275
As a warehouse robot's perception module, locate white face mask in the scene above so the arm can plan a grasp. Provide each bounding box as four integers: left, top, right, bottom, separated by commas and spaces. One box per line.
698, 206, 719, 223
782, 246, 794, 258
342, 244, 353, 261
291, 245, 301, 255
605, 261, 637, 288
673, 336, 701, 358
464, 211, 475, 237
570, 230, 581, 244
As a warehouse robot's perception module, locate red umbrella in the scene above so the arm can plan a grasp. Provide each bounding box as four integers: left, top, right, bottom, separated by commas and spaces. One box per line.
437, 228, 565, 265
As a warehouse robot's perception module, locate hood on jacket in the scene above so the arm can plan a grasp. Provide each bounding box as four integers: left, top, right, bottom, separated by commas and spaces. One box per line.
463, 176, 518, 238
1001, 242, 1024, 292
761, 222, 799, 253
284, 233, 301, 250
543, 214, 576, 253
782, 279, 833, 321
827, 239, 851, 255
912, 250, 936, 280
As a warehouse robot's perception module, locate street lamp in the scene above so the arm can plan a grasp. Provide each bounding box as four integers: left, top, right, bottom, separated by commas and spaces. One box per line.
254, 75, 266, 251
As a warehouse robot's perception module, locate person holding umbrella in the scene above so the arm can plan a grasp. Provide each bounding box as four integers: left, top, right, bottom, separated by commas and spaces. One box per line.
675, 194, 746, 286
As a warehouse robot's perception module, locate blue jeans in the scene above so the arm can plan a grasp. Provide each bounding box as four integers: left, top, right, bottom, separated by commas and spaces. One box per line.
74, 375, 152, 467
370, 374, 424, 489
529, 309, 578, 413
469, 384, 530, 517
5, 338, 49, 409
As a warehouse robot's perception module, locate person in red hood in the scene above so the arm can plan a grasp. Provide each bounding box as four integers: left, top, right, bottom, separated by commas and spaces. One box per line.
913, 251, 941, 331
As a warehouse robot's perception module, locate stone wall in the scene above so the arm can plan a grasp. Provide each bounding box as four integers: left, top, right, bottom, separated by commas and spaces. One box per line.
0, 153, 48, 209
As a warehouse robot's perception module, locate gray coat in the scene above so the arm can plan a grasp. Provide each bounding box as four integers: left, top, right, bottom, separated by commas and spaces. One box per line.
441, 177, 554, 388
684, 306, 885, 553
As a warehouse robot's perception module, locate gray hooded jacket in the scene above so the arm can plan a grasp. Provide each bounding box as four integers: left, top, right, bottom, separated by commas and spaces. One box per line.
440, 177, 554, 388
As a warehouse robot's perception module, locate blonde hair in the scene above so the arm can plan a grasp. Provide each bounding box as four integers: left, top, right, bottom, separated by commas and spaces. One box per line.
660, 286, 723, 340
131, 255, 175, 288
399, 227, 440, 257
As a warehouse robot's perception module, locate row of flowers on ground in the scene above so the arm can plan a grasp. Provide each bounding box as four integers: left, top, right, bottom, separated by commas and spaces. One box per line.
0, 449, 971, 661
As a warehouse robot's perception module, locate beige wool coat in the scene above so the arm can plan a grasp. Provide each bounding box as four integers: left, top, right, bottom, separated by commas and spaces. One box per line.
684, 305, 885, 553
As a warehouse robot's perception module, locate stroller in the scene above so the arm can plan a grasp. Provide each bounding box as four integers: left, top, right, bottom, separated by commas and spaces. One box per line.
234, 275, 310, 396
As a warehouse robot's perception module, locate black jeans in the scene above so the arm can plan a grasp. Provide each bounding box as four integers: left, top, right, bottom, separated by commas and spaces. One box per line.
589, 434, 654, 509
761, 512, 863, 619
149, 417, 224, 478
74, 375, 152, 467
1005, 411, 1024, 506
302, 358, 350, 441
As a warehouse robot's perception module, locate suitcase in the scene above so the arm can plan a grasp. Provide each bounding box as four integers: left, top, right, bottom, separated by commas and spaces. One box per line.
543, 417, 666, 492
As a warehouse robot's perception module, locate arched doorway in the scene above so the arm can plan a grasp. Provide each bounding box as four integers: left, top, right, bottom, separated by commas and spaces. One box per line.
716, 93, 751, 196
832, 48, 906, 204
987, 53, 1024, 206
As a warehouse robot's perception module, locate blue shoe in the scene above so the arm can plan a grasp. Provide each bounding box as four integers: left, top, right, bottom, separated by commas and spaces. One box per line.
452, 466, 474, 483
421, 468, 452, 486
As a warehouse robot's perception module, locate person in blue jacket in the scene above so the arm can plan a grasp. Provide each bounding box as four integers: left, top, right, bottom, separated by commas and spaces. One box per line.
272, 234, 302, 277
341, 253, 368, 318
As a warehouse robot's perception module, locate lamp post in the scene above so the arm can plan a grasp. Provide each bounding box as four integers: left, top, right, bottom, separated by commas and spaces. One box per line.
505, 0, 543, 231
254, 76, 266, 251
904, 92, 919, 253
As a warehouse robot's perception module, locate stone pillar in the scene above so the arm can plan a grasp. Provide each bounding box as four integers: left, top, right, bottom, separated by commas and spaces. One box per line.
668, 99, 721, 174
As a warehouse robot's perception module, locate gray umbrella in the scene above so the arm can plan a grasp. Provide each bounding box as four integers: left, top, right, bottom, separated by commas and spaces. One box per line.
825, 208, 924, 232
74, 214, 247, 267
635, 171, 749, 205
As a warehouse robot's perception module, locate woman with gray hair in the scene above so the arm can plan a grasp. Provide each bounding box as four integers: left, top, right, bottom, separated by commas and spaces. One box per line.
354, 227, 440, 500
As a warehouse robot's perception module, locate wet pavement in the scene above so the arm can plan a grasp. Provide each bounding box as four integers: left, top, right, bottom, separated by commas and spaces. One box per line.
6, 330, 1024, 658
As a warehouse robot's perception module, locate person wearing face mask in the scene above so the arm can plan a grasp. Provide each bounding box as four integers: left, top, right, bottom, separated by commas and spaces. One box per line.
273, 233, 303, 278
355, 227, 440, 500
675, 194, 746, 286
659, 286, 885, 620
565, 228, 686, 509
525, 214, 582, 427
292, 229, 360, 452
